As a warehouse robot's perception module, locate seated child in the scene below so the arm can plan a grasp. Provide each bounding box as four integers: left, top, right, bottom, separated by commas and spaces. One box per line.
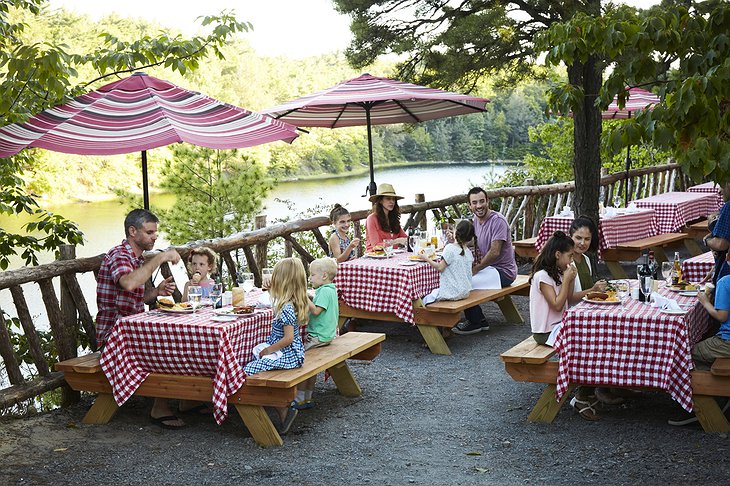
182, 247, 217, 300
420, 220, 474, 305
294, 257, 339, 410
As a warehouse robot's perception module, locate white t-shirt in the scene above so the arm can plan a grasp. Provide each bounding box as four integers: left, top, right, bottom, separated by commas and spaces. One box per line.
530, 269, 566, 333
438, 243, 473, 300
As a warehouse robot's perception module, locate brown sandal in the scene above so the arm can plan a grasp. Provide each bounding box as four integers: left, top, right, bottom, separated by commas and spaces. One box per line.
570, 397, 601, 421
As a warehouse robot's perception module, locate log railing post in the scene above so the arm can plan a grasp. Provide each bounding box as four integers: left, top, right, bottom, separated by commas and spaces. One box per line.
254, 215, 268, 280
415, 194, 427, 231
59, 245, 79, 354
523, 178, 536, 239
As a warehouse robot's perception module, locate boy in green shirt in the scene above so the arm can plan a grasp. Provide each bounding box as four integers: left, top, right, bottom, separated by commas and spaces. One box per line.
294, 257, 339, 409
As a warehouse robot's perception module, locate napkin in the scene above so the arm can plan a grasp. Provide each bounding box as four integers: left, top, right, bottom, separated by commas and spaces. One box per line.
651, 293, 681, 311
257, 291, 272, 308
252, 342, 283, 361
627, 202, 639, 212
472, 266, 501, 290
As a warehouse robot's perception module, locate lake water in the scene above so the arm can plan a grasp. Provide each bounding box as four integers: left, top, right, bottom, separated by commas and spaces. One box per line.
0, 162, 509, 324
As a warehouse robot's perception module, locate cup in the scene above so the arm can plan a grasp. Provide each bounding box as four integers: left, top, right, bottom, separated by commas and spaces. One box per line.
232, 287, 245, 306
222, 291, 233, 306
631, 288, 640, 300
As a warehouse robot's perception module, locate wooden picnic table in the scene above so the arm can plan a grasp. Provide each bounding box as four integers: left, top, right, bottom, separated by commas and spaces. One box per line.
535, 209, 658, 259
633, 191, 722, 233
682, 250, 714, 283
687, 181, 723, 199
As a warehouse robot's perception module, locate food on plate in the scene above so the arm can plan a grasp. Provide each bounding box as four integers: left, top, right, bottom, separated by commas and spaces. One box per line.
670, 281, 696, 291
233, 305, 255, 314
371, 245, 385, 255
586, 291, 619, 302
157, 297, 175, 308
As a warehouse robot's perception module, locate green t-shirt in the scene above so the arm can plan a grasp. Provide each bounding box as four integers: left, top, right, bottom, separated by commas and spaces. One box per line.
308, 283, 338, 342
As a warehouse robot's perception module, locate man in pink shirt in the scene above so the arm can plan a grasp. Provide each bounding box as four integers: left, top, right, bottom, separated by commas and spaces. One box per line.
452, 187, 518, 335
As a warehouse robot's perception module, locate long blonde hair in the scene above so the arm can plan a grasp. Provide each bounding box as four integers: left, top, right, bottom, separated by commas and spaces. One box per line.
269, 257, 310, 326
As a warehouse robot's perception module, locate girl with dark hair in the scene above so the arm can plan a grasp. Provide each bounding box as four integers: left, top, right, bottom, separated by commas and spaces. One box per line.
529, 231, 576, 345
420, 220, 475, 304
568, 216, 607, 303
328, 204, 360, 262
365, 183, 408, 252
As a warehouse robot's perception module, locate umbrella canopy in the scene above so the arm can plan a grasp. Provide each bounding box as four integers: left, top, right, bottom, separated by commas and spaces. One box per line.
604, 87, 661, 206
0, 72, 299, 208
263, 73, 489, 196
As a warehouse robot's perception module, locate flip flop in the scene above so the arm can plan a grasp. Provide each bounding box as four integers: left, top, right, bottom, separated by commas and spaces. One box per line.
150, 415, 186, 429
570, 397, 601, 421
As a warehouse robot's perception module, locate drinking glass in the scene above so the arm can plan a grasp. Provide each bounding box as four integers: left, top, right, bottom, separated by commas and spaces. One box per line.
614, 279, 630, 301
383, 239, 394, 258
188, 285, 202, 313
240, 272, 255, 293
613, 195, 623, 208
209, 283, 223, 308
639, 276, 653, 303
409, 235, 419, 253
661, 261, 673, 287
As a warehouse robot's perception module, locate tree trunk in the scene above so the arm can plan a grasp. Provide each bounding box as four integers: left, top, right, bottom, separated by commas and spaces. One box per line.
569, 52, 603, 226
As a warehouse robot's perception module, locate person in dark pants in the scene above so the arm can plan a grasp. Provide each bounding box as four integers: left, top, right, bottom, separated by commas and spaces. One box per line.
452, 187, 517, 335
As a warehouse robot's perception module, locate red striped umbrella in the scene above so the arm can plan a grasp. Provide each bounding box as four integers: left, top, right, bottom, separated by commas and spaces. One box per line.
602, 87, 660, 119
0, 72, 299, 209
263, 73, 489, 196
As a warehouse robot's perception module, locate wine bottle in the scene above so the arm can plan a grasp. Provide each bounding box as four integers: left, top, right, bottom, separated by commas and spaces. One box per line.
648, 250, 658, 280
672, 251, 682, 285
638, 251, 651, 302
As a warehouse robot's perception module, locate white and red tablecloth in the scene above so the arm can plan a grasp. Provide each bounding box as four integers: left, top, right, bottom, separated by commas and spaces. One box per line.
633, 192, 723, 233
100, 293, 275, 424
682, 250, 714, 283
554, 282, 711, 412
535, 209, 658, 258
334, 252, 439, 323
687, 182, 723, 199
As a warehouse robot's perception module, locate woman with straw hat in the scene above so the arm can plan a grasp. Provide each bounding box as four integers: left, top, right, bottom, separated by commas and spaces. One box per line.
365, 183, 408, 252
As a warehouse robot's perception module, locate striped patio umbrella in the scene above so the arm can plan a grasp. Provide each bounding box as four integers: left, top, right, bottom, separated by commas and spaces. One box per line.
0, 72, 299, 209
262, 73, 489, 197
604, 87, 661, 206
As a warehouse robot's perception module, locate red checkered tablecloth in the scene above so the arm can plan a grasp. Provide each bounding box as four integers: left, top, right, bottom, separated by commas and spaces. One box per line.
687, 182, 722, 197
633, 192, 723, 233
554, 282, 711, 412
334, 252, 439, 323
682, 250, 714, 283
100, 294, 276, 424
535, 209, 658, 258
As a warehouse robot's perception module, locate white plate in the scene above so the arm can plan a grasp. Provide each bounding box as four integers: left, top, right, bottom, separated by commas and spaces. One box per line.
679, 290, 699, 297
659, 308, 687, 315
392, 248, 406, 254
211, 314, 238, 322
399, 260, 418, 266
364, 253, 388, 259
213, 306, 235, 315
158, 307, 194, 314
582, 296, 621, 305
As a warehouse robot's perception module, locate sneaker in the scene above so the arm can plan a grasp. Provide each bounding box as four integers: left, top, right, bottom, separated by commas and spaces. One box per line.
667, 409, 698, 426
292, 399, 316, 410
277, 405, 298, 435
451, 319, 490, 335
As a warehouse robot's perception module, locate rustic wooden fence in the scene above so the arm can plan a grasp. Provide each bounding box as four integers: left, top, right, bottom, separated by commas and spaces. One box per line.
0, 163, 691, 410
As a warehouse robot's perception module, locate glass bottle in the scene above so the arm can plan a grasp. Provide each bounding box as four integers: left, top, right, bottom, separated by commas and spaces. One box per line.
672, 251, 682, 285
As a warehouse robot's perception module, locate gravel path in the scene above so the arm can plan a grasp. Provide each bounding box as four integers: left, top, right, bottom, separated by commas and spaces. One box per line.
2, 259, 729, 485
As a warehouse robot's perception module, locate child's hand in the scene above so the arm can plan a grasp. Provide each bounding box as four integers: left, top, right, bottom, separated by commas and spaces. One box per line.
698, 291, 709, 306
259, 346, 272, 357
351, 237, 360, 248
261, 274, 272, 290
564, 265, 578, 282
191, 272, 202, 285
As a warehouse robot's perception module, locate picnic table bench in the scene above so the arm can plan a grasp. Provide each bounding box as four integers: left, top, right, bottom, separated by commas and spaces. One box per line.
601, 232, 689, 278
55, 331, 385, 447
513, 237, 538, 259
339, 274, 529, 356
500, 337, 730, 432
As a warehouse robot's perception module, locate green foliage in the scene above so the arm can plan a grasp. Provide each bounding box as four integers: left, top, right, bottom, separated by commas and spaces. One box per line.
158, 146, 273, 244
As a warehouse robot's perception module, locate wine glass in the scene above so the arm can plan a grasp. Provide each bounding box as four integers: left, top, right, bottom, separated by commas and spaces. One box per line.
409, 235, 419, 253
639, 276, 653, 303
209, 283, 223, 308
661, 261, 674, 287
615, 279, 630, 302
188, 285, 202, 313
383, 239, 394, 258
613, 195, 623, 208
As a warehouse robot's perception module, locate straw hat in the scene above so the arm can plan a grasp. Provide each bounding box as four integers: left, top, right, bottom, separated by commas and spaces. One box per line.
369, 183, 404, 203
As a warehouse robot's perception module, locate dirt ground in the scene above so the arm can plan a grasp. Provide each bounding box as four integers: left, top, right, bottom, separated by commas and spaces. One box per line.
2, 259, 729, 485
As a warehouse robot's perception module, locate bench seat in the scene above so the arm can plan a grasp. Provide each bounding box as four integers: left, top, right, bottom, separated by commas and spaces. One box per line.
500, 336, 730, 432
55, 331, 385, 447
601, 232, 689, 278
513, 237, 538, 259
685, 219, 709, 241
339, 275, 529, 356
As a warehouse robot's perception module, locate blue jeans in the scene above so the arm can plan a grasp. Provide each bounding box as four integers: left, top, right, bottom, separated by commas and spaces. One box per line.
463, 270, 515, 324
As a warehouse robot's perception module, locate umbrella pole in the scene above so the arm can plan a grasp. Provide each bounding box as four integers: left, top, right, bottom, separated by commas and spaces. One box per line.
142, 150, 150, 210
365, 105, 377, 197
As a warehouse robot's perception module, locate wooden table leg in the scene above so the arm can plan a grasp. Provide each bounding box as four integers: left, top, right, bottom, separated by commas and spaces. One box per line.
416, 324, 452, 355
693, 394, 730, 433
604, 260, 628, 279
82, 393, 119, 424
527, 384, 574, 423
496, 296, 524, 323
328, 361, 362, 397
683, 239, 703, 257
652, 246, 669, 263
234, 404, 283, 447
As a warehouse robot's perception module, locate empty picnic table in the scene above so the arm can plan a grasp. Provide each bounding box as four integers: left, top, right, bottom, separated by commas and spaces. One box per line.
682, 250, 714, 283
687, 181, 723, 201
633, 191, 722, 233
535, 208, 658, 258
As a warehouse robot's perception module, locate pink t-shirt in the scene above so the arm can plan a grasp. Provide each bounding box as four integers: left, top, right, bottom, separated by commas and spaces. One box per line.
529, 269, 566, 333
473, 211, 517, 281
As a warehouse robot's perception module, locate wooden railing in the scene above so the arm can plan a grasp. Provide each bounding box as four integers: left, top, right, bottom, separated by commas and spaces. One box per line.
0, 162, 691, 409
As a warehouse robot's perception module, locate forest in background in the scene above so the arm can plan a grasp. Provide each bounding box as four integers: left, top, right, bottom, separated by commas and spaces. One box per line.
13, 6, 558, 204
